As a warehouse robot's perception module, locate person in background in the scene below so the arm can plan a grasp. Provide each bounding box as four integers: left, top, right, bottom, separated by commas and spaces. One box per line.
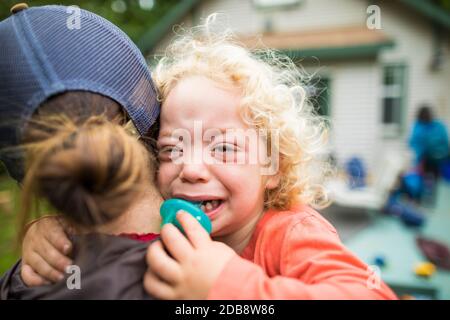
409, 104, 449, 180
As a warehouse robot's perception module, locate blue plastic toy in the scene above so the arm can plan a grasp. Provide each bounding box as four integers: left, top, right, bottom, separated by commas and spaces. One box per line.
345, 157, 366, 189
160, 198, 212, 234
373, 255, 387, 268
384, 196, 426, 228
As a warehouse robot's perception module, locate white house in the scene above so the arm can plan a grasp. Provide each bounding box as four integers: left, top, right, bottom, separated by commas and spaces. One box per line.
137, 0, 450, 174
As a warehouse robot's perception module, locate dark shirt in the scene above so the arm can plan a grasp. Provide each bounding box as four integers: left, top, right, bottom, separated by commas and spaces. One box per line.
0, 233, 158, 300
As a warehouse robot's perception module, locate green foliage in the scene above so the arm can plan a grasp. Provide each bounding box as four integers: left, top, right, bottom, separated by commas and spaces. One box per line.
0, 177, 20, 275
436, 0, 450, 11
0, 173, 61, 275
0, 0, 179, 43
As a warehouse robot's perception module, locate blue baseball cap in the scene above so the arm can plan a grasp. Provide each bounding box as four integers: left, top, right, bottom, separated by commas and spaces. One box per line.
0, 4, 160, 182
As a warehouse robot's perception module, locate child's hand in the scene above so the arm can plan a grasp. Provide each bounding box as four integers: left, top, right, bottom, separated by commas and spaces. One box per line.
21, 216, 73, 286
144, 211, 235, 299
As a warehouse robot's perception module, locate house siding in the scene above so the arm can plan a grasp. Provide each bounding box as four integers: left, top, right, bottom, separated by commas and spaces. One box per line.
325, 59, 381, 171
198, 0, 368, 34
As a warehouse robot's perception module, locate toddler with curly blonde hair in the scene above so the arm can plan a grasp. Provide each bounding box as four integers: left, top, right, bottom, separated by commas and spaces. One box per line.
143, 15, 397, 300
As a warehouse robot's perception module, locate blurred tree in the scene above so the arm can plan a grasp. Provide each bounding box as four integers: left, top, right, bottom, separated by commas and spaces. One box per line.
436, 0, 450, 11
0, 0, 179, 44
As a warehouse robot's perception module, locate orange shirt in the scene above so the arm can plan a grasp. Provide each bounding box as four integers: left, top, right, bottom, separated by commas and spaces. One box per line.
208, 204, 398, 300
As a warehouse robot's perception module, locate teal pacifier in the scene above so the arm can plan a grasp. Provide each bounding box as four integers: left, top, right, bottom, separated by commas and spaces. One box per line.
160, 198, 212, 234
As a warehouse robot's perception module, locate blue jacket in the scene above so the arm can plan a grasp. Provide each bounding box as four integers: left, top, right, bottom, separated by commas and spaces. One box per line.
409, 120, 449, 165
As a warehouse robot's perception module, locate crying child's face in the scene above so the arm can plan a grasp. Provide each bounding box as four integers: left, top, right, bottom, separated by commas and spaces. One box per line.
155, 75, 279, 241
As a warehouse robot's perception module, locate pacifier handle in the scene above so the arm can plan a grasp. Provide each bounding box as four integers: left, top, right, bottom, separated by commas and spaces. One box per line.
160, 198, 212, 234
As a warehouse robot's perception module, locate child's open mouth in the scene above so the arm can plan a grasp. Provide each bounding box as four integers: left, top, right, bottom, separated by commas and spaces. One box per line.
173, 195, 225, 219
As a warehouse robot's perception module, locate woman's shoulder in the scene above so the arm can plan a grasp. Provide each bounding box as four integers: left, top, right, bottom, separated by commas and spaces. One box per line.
1, 234, 154, 300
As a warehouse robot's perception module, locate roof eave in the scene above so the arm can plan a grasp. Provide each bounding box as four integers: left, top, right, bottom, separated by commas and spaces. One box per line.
399, 0, 450, 29
137, 0, 203, 54
283, 41, 395, 60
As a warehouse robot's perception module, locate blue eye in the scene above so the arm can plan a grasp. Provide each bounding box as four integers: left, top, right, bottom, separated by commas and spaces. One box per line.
211, 143, 239, 163
158, 146, 183, 161
212, 144, 235, 153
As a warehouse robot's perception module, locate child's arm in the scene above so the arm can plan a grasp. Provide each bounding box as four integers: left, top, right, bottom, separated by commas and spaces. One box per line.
207, 216, 397, 300
145, 212, 397, 300
21, 216, 73, 286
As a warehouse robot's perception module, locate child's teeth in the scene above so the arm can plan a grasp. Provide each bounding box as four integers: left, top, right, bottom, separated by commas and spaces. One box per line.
198, 200, 222, 213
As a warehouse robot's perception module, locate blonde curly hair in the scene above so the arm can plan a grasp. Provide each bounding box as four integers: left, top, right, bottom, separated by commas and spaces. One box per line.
152, 14, 332, 210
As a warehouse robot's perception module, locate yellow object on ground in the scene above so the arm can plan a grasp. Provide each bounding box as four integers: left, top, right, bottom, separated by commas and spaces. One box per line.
414, 262, 436, 277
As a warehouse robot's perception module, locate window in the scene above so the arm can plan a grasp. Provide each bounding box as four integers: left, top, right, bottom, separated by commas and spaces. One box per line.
382, 65, 406, 136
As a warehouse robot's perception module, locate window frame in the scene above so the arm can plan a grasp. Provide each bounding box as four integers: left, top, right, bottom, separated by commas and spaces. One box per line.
381, 63, 408, 138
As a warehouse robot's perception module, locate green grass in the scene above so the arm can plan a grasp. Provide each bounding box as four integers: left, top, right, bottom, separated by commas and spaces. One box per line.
0, 176, 21, 276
